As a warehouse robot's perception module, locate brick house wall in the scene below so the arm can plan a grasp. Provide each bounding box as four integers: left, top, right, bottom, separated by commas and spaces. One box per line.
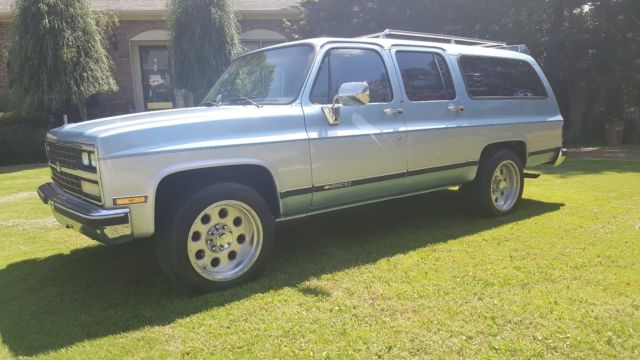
93, 20, 169, 117
0, 20, 171, 115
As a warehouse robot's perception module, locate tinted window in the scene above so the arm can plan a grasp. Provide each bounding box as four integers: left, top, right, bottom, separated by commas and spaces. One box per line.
396, 52, 456, 101
459, 56, 547, 98
435, 55, 456, 100
310, 48, 393, 104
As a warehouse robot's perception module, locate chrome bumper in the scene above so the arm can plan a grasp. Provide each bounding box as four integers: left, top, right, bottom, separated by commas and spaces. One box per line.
37, 182, 133, 244
551, 148, 567, 167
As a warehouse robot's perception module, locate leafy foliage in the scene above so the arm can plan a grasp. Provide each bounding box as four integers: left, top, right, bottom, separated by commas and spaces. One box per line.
93, 11, 120, 53
168, 0, 242, 103
8, 0, 118, 120
292, 0, 640, 142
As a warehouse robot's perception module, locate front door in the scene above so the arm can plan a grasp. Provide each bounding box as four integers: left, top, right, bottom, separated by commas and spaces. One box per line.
139, 45, 174, 111
302, 45, 407, 209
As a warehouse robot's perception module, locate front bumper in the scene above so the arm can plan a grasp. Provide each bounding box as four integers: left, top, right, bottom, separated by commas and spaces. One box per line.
37, 182, 133, 244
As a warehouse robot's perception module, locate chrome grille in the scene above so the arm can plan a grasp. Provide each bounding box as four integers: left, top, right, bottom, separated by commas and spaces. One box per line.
46, 141, 82, 170
46, 141, 102, 203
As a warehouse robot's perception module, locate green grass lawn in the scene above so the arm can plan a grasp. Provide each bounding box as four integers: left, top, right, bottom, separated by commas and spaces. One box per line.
0, 159, 639, 359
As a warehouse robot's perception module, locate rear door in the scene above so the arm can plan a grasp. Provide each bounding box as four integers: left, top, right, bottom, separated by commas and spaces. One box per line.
390, 46, 477, 192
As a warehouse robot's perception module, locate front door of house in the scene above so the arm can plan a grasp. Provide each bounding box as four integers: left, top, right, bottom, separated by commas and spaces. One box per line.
139, 45, 174, 111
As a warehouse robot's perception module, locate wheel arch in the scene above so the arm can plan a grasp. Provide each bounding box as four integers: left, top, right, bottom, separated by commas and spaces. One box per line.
478, 140, 528, 168
154, 164, 281, 226
462, 140, 527, 217
469, 140, 527, 182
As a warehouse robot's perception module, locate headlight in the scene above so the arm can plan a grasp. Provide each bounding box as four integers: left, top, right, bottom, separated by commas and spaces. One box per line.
81, 152, 90, 167
81, 151, 97, 168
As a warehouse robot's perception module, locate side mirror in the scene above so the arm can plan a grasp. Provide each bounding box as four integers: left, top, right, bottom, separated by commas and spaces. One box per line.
337, 82, 370, 106
322, 82, 370, 126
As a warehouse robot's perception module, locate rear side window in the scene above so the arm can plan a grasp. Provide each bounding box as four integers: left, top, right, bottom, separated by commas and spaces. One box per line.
310, 48, 393, 104
395, 52, 456, 101
459, 56, 547, 99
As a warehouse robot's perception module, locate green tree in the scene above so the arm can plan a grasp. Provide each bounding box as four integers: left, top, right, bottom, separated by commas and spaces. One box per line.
9, 0, 118, 120
169, 0, 242, 104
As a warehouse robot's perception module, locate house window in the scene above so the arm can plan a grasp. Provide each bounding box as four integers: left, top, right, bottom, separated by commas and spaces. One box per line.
242, 40, 284, 52
241, 29, 287, 53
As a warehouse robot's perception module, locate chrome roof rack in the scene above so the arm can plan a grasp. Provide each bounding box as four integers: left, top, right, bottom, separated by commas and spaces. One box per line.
358, 29, 507, 47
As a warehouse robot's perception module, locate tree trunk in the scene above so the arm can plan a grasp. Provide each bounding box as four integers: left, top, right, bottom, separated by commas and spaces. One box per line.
583, 83, 609, 142
76, 98, 88, 121
567, 90, 586, 141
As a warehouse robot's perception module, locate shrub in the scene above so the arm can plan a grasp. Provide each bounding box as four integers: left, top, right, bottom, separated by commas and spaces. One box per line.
168, 0, 242, 103
0, 113, 48, 166
8, 0, 118, 120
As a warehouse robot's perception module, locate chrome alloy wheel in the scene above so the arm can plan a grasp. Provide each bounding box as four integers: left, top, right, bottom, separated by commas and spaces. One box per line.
490, 160, 521, 212
187, 200, 263, 281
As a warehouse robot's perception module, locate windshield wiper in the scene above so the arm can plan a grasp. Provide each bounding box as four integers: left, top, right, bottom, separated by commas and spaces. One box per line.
229, 96, 263, 108
204, 95, 263, 108
203, 95, 222, 107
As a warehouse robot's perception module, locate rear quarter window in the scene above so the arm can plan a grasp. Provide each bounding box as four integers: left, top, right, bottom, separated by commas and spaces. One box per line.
459, 55, 548, 99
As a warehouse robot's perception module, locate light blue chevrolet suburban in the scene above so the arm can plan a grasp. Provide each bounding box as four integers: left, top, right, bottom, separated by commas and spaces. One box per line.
38, 30, 566, 291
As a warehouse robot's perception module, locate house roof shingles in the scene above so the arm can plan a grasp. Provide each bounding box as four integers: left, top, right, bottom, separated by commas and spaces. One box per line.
0, 0, 301, 16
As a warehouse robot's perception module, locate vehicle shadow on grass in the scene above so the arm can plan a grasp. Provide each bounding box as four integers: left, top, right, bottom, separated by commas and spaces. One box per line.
0, 190, 563, 356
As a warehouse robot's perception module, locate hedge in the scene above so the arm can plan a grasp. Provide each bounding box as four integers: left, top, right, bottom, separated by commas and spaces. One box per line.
0, 113, 48, 166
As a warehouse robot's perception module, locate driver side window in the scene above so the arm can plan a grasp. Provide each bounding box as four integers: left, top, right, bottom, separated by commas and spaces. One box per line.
310, 48, 393, 104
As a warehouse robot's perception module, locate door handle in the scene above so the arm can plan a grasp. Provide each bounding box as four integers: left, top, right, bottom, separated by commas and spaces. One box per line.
448, 104, 465, 113
383, 108, 404, 116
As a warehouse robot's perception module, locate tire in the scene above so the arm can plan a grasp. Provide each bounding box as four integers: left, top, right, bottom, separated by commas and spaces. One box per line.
154, 183, 274, 292
464, 148, 524, 217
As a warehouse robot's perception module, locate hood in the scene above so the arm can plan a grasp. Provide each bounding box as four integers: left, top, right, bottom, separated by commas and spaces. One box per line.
47, 105, 305, 159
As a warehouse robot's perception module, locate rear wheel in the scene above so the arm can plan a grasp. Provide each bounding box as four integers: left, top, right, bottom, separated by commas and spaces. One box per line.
464, 149, 524, 217
155, 183, 274, 292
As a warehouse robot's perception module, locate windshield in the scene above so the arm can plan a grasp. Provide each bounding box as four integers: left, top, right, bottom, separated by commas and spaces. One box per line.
202, 45, 315, 106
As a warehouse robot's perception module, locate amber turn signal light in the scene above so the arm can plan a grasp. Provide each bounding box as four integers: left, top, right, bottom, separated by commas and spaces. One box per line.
113, 196, 148, 206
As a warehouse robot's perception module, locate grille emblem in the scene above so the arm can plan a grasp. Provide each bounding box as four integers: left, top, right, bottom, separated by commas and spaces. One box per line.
56, 162, 62, 173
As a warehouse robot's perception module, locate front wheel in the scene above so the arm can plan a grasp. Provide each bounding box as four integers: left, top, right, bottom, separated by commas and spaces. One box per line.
464, 149, 524, 217
155, 183, 274, 292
